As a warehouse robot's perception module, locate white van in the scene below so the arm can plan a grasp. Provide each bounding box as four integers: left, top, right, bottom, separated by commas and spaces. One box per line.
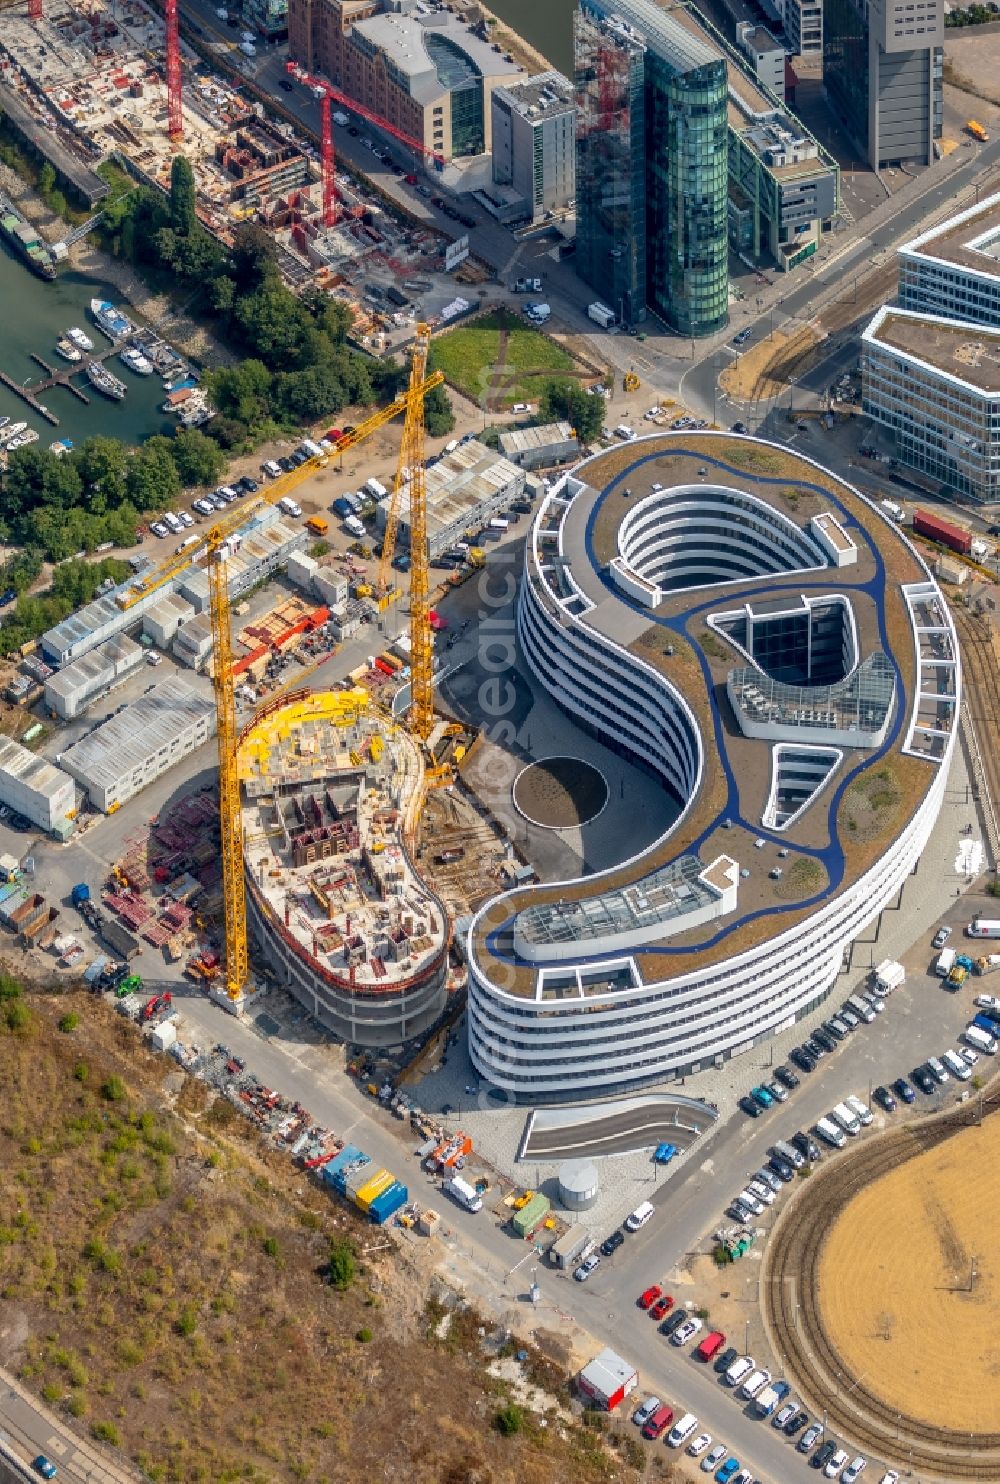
262, 460, 282, 479
163, 511, 183, 534
965, 1023, 998, 1054
624, 1200, 655, 1233
278, 497, 302, 518
344, 515, 366, 538
364, 477, 388, 501
975, 993, 1000, 1015
846, 995, 876, 1023
738, 1369, 771, 1401
845, 1094, 873, 1128
667, 1414, 698, 1448
300, 439, 323, 461
815, 1116, 847, 1149
879, 499, 904, 522
831, 1101, 862, 1136
942, 1049, 972, 1081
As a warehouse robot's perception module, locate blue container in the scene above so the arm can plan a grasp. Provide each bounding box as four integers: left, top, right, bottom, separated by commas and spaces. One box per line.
369, 1182, 408, 1225
333, 1154, 371, 1195
319, 1144, 362, 1188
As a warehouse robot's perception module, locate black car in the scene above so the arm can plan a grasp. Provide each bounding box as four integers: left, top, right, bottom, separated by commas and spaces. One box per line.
600, 1230, 625, 1257
893, 1076, 916, 1104
278, 78, 293, 90
812, 1029, 836, 1054
821, 1019, 845, 1043
278, 455, 295, 472
238, 475, 259, 493
768, 1156, 795, 1183
785, 1410, 808, 1436
739, 1095, 763, 1118
714, 1345, 738, 1374
812, 1439, 838, 1470
660, 1309, 688, 1337
790, 1046, 816, 1073
912, 1064, 936, 1094
804, 1036, 825, 1058
730, 421, 749, 434
729, 1200, 754, 1223
872, 1084, 897, 1112
773, 1064, 800, 1091
791, 1131, 820, 1162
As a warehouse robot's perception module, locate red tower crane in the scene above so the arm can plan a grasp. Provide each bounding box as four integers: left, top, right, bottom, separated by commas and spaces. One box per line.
165, 0, 183, 143
285, 62, 446, 230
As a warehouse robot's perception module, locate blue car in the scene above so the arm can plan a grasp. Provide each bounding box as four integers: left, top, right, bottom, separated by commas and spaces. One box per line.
32, 1459, 57, 1481
751, 1085, 774, 1109
716, 1459, 741, 1483
654, 1141, 679, 1164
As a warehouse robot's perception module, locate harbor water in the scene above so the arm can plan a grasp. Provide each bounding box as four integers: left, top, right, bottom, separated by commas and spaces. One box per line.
488, 0, 576, 73
0, 237, 174, 451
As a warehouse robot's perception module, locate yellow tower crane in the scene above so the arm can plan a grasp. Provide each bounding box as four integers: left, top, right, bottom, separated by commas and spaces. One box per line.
203, 337, 443, 1001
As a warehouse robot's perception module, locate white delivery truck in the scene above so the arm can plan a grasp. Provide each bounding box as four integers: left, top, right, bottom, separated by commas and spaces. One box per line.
815, 1116, 847, 1149
968, 919, 1000, 938
278, 496, 302, 518
873, 959, 905, 995
935, 947, 957, 978
879, 499, 904, 522
443, 1175, 483, 1212
587, 302, 616, 328
831, 1102, 862, 1136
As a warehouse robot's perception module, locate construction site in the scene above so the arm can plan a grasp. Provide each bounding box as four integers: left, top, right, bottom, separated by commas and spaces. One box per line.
0, 0, 460, 341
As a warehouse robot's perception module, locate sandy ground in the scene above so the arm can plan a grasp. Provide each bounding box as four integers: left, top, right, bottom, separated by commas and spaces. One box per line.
944, 27, 1000, 112
816, 1110, 1000, 1432
719, 325, 820, 402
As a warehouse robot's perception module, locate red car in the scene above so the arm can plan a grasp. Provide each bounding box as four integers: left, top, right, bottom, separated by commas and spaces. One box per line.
638, 1285, 662, 1310
649, 1294, 674, 1321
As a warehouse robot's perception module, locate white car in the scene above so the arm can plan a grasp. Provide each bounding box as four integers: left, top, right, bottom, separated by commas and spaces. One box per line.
747, 1179, 775, 1205
511, 402, 531, 414
687, 1433, 712, 1457
192, 498, 215, 516
878, 1473, 899, 1484
632, 1396, 661, 1428
738, 1367, 771, 1400
701, 1444, 727, 1472
738, 1189, 765, 1215
843, 1459, 867, 1483
825, 1449, 849, 1478
150, 521, 168, 538
573, 1252, 600, 1282
670, 1317, 703, 1346
975, 993, 1000, 1014
145, 652, 162, 666
178, 510, 194, 527
723, 1355, 754, 1387
961, 1046, 979, 1065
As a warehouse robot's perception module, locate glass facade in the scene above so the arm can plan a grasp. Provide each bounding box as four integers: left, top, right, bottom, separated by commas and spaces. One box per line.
824, 0, 869, 158
574, 0, 729, 337
574, 4, 647, 325
426, 33, 485, 157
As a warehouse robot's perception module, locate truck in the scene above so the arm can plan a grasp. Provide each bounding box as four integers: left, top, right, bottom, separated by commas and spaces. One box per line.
872, 958, 905, 995
879, 498, 904, 523
831, 1101, 862, 1137
912, 508, 973, 556
443, 1175, 483, 1213
966, 119, 990, 142
968, 918, 1000, 938
752, 1380, 789, 1419
344, 515, 366, 538
278, 496, 302, 518
935, 947, 956, 978
364, 478, 388, 501
946, 953, 974, 989
513, 277, 542, 294
587, 302, 616, 328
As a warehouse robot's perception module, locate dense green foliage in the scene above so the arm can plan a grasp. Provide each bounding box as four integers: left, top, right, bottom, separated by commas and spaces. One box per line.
945, 5, 994, 21
540, 379, 604, 443
0, 555, 130, 656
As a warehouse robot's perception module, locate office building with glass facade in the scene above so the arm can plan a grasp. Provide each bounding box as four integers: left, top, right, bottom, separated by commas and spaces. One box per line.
574, 0, 729, 336
897, 191, 1000, 328
825, 0, 942, 167
287, 0, 520, 163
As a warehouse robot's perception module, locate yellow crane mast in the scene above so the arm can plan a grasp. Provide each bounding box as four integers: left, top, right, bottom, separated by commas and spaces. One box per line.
198, 339, 442, 1001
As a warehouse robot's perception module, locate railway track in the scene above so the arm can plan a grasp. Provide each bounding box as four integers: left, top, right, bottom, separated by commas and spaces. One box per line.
954, 605, 1000, 823
764, 1092, 1000, 1477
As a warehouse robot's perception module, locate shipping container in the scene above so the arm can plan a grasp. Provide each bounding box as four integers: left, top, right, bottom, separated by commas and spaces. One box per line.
320, 1144, 363, 1187
511, 1192, 551, 1237
353, 1169, 395, 1211
342, 1157, 375, 1196
369, 1181, 408, 1224
912, 509, 973, 555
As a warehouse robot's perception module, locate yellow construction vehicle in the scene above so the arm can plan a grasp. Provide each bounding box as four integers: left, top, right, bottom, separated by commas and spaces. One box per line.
623, 370, 640, 393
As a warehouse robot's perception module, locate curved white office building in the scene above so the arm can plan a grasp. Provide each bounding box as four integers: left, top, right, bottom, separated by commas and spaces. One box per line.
466, 434, 958, 1101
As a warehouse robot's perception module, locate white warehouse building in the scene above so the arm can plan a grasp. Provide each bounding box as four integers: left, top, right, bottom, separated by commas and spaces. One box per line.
466, 433, 957, 1101
43, 633, 145, 720
380, 439, 525, 557
60, 677, 216, 813
0, 737, 77, 838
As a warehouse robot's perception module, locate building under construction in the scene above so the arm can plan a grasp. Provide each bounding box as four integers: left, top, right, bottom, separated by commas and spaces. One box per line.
239, 689, 450, 1046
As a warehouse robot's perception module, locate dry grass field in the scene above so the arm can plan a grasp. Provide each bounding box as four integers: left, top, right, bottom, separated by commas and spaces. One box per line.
817, 1111, 1000, 1432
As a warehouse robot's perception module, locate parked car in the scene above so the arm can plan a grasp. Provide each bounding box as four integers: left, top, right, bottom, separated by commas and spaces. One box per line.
842, 1458, 867, 1483
756, 1167, 782, 1192
791, 1131, 821, 1162
824, 1448, 849, 1478
773, 1403, 797, 1430
639, 1286, 663, 1310
642, 1404, 674, 1440
791, 1047, 817, 1073
822, 1019, 845, 1042
688, 1433, 713, 1457
574, 1253, 601, 1281
813, 1439, 838, 1470
660, 1309, 689, 1336
893, 1077, 916, 1104
774, 1064, 800, 1090
713, 1346, 738, 1374
632, 1395, 662, 1428
150, 521, 168, 538
600, 1230, 625, 1256
715, 1458, 741, 1483
739, 1096, 762, 1119
702, 1445, 728, 1473
768, 1156, 794, 1183
649, 1294, 674, 1321
911, 1065, 936, 1095
671, 1317, 703, 1346
763, 1079, 788, 1103
32, 1462, 57, 1481
872, 1085, 896, 1112
785, 1410, 809, 1436
932, 925, 952, 948
750, 1085, 774, 1109
799, 1422, 823, 1452
813, 1028, 837, 1054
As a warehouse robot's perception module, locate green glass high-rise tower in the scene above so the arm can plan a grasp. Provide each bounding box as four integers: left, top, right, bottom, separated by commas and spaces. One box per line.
574, 0, 729, 337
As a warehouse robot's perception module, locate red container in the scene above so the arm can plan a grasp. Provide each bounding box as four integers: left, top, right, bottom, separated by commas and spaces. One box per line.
912, 508, 972, 555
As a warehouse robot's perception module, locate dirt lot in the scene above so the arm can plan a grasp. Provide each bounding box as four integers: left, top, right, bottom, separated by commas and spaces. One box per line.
719, 325, 820, 402
944, 27, 1000, 111
0, 980, 647, 1484
816, 1111, 1000, 1432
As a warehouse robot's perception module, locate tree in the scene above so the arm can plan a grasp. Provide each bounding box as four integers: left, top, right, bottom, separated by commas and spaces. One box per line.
541, 379, 603, 443
327, 1238, 355, 1290
230, 221, 278, 292
424, 382, 456, 438
233, 284, 310, 367
74, 436, 131, 510
171, 428, 225, 488
126, 438, 181, 511
204, 359, 274, 429
169, 153, 197, 236
5, 446, 83, 519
